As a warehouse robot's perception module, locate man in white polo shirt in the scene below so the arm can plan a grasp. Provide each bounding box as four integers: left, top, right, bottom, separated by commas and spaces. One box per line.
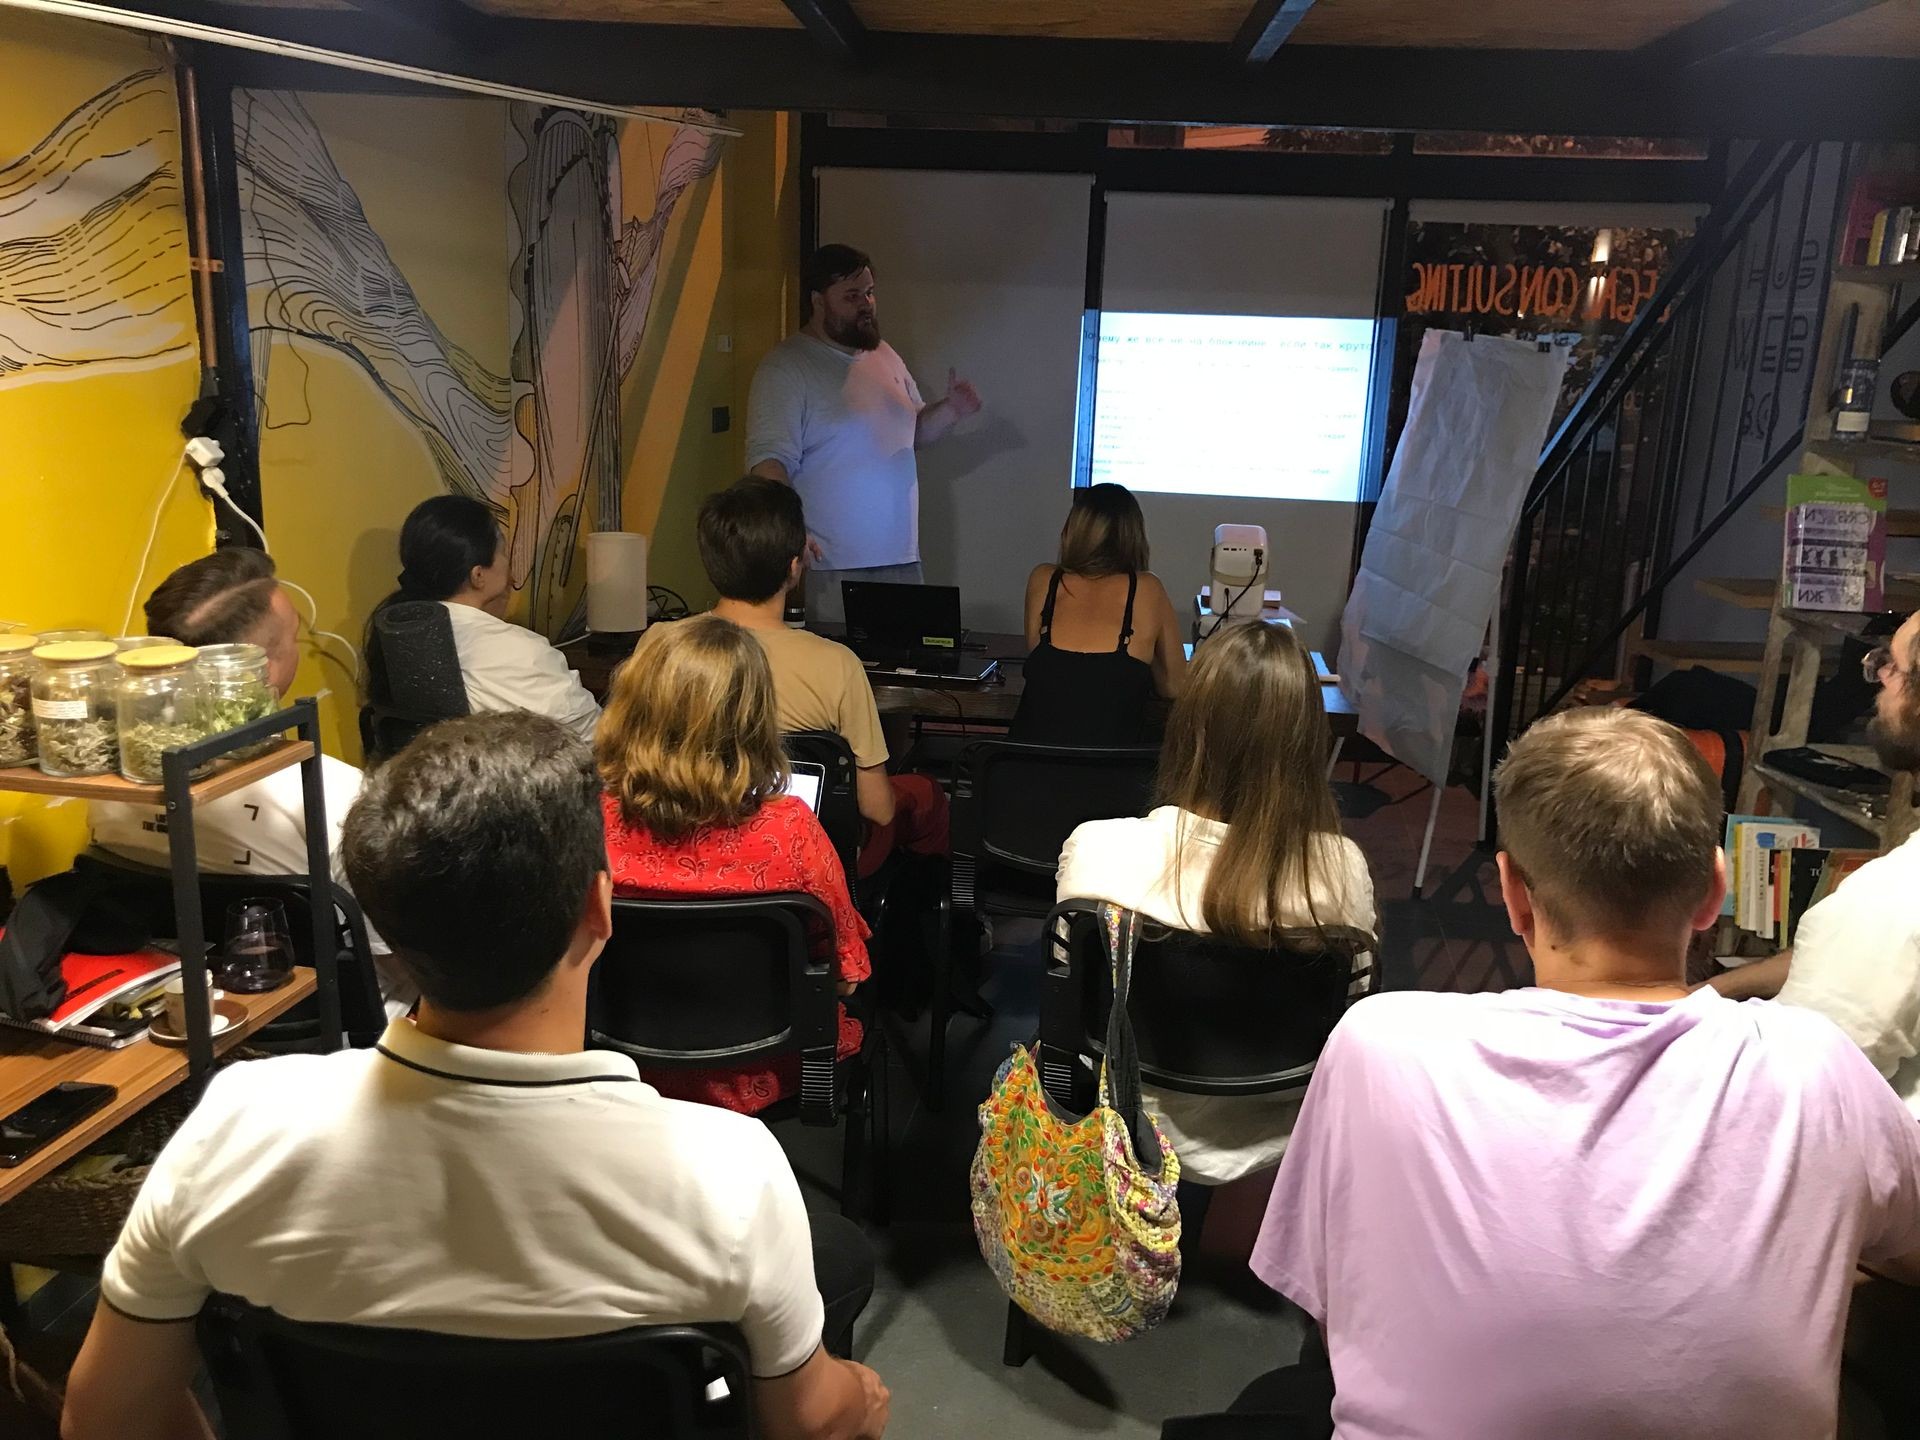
63, 713, 889, 1440
746, 242, 983, 624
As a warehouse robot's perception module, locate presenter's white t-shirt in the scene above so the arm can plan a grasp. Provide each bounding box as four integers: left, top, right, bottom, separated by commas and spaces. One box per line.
746, 334, 924, 571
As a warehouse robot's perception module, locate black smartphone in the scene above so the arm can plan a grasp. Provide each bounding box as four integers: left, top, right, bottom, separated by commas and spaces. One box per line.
0, 1082, 117, 1168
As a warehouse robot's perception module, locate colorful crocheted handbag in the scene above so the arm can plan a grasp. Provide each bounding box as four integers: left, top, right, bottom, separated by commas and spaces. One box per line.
969, 902, 1181, 1342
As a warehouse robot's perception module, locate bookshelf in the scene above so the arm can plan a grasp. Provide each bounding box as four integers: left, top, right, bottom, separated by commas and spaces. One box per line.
1734, 245, 1918, 850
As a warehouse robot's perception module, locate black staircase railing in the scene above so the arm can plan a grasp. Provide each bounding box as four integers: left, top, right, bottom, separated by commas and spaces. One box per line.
1491, 141, 1849, 754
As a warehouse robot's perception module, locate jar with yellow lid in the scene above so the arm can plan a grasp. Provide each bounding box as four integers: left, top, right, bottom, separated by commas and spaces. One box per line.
115, 645, 210, 784
0, 634, 41, 767
31, 641, 119, 777
196, 643, 277, 760
35, 628, 108, 646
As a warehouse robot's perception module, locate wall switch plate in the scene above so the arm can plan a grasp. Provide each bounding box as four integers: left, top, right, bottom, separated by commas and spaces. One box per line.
716, 334, 733, 353
711, 405, 731, 434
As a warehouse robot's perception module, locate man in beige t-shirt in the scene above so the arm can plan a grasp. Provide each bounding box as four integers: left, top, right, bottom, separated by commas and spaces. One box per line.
700, 477, 948, 877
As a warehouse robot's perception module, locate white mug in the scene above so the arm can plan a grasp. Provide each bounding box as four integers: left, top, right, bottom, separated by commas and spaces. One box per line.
161, 973, 223, 1035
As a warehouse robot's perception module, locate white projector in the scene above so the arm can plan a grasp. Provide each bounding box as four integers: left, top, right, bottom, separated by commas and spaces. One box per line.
1208, 523, 1271, 628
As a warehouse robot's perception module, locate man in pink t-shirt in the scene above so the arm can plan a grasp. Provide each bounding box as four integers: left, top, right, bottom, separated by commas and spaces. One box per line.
1244, 708, 1920, 1440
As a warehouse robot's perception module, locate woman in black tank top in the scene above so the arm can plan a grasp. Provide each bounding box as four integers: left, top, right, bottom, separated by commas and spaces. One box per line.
1011, 485, 1185, 746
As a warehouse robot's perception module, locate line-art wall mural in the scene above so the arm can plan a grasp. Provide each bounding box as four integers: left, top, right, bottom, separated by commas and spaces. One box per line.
0, 66, 194, 388
236, 88, 723, 633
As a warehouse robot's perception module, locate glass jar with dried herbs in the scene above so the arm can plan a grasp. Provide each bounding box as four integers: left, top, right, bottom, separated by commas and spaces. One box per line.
196, 643, 278, 760
31, 641, 120, 777
0, 634, 41, 767
115, 646, 211, 785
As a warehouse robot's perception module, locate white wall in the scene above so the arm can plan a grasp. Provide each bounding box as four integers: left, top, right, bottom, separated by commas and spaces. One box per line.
1102, 194, 1391, 655
818, 168, 1092, 635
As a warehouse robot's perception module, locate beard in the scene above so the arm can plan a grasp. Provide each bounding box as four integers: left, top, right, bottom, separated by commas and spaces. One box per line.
1870, 690, 1920, 774
825, 310, 881, 351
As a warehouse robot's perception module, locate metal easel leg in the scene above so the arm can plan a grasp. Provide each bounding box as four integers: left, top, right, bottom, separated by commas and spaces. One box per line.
1326, 735, 1346, 782
1412, 779, 1444, 900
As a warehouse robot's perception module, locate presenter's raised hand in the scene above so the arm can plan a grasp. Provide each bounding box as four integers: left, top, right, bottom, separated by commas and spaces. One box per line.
806, 534, 826, 564
946, 368, 984, 420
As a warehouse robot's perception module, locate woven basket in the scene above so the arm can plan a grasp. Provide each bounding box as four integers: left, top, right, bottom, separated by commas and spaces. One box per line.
0, 1049, 268, 1262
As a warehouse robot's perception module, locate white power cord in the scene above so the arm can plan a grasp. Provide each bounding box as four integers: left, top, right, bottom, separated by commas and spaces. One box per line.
197, 466, 361, 682
124, 445, 193, 634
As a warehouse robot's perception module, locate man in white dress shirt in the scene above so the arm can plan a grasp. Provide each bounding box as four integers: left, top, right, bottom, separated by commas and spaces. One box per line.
745, 243, 983, 624
1712, 608, 1920, 1117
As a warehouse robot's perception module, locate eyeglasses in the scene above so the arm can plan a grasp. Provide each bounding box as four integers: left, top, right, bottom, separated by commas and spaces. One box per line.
1863, 644, 1919, 686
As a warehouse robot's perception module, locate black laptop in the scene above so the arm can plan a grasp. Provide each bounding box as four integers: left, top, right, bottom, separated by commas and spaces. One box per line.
840, 581, 998, 683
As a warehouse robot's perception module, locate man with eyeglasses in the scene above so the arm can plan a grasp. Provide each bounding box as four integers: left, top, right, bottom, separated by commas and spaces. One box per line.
1709, 611, 1920, 1117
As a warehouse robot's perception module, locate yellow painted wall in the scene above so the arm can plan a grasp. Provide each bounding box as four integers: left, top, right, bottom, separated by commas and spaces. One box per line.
0, 16, 209, 884
257, 101, 794, 758
625, 109, 798, 610
252, 93, 512, 764
0, 41, 796, 902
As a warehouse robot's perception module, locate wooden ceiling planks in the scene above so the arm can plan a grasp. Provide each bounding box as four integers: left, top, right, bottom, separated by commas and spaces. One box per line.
406, 0, 1915, 57
1773, 0, 1920, 58
470, 0, 801, 26
1286, 0, 1743, 50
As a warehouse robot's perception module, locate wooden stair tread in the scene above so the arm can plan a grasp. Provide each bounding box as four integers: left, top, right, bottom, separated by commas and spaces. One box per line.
1693, 576, 1776, 609
1625, 638, 1768, 671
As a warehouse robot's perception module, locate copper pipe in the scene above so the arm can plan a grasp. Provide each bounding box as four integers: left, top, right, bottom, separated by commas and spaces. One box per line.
172, 43, 220, 366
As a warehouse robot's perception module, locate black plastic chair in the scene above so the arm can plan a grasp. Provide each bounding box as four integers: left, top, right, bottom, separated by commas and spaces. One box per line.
925, 740, 1158, 1111
782, 728, 932, 1017
1040, 899, 1377, 1111
196, 1291, 757, 1439
360, 601, 469, 763
80, 849, 388, 1049
589, 894, 888, 1223
1000, 900, 1378, 1367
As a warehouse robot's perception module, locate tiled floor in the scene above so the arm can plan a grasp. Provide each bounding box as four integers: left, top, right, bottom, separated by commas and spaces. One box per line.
772, 761, 1518, 1439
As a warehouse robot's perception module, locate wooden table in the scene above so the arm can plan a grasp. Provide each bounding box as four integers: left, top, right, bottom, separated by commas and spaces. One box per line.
566, 629, 1356, 733
0, 969, 316, 1207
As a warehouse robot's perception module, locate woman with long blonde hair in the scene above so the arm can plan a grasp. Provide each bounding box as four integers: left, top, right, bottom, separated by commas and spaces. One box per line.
1055, 620, 1376, 1185
595, 616, 870, 1113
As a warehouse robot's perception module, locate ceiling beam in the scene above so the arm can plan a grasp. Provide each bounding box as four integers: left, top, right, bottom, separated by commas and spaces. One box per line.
1231, 0, 1319, 67
1638, 0, 1898, 71
117, 0, 1920, 142
780, 0, 869, 66
345, 0, 501, 53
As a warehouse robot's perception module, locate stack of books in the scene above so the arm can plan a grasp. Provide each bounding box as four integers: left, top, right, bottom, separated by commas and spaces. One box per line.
1722, 816, 1875, 943
0, 941, 180, 1048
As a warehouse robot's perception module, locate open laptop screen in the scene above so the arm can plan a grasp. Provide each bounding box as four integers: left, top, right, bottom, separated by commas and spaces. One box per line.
781, 761, 826, 812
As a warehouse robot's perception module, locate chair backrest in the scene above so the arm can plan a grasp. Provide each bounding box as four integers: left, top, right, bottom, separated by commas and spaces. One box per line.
1045, 899, 1377, 1098
370, 601, 469, 723
79, 851, 388, 1047
955, 740, 1159, 875
781, 729, 861, 887
590, 894, 840, 1122
197, 1292, 757, 1440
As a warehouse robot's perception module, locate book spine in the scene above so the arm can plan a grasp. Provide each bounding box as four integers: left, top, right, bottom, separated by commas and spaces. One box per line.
1870, 210, 1891, 266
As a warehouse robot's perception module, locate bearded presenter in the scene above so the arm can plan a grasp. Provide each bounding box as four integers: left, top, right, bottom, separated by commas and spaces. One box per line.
746, 243, 984, 623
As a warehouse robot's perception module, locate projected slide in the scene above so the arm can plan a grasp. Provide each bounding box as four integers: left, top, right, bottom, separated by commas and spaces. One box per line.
1089, 313, 1375, 501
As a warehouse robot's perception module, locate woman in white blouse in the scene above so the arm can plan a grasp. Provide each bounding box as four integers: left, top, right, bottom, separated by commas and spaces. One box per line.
372, 496, 600, 740
1056, 620, 1376, 1195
